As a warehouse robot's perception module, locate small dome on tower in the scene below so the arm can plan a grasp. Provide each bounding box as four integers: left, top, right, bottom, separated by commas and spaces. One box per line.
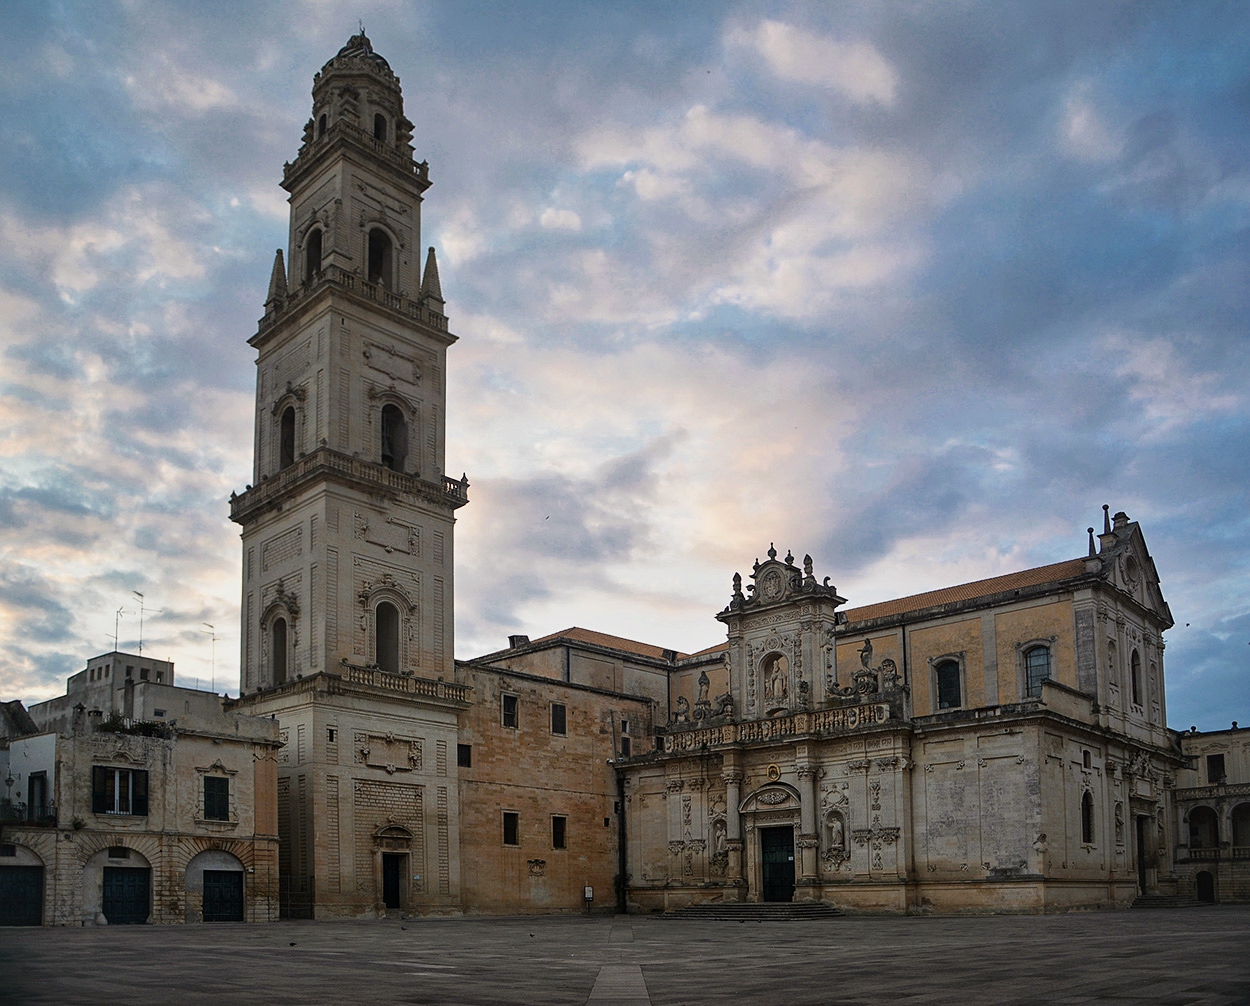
334, 31, 392, 71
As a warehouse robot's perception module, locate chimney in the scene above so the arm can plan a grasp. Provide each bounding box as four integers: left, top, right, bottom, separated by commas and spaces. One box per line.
508, 634, 530, 649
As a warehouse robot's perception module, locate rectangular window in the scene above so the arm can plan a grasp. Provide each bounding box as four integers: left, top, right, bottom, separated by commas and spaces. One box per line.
327, 728, 337, 743
502, 693, 518, 729
935, 661, 961, 709
140, 668, 149, 680
620, 736, 631, 758
204, 776, 230, 821
107, 846, 129, 859
457, 743, 472, 768
1207, 754, 1226, 783
552, 815, 567, 850
503, 811, 519, 846
621, 719, 629, 734
92, 767, 149, 816
551, 703, 567, 735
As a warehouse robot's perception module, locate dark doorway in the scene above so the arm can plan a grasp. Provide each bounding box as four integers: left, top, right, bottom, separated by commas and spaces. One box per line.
0, 865, 43, 925
760, 826, 795, 903
1135, 816, 1148, 894
1196, 871, 1216, 903
203, 870, 245, 922
103, 867, 151, 924
382, 853, 403, 910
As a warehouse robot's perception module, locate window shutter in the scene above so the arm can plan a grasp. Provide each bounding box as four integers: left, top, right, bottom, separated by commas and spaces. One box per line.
92, 766, 109, 814
132, 770, 149, 816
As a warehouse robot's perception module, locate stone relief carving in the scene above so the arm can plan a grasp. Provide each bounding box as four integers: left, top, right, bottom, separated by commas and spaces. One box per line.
354, 730, 422, 774
527, 859, 546, 878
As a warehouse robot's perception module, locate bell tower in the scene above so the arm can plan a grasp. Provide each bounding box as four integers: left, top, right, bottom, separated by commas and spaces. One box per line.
231, 33, 468, 693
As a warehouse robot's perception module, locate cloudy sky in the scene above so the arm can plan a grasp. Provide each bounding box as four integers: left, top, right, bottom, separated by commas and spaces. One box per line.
1, 2, 1247, 730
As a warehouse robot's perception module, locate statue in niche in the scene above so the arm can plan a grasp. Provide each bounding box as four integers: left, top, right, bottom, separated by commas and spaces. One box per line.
1114, 803, 1125, 844
826, 812, 845, 852
697, 669, 710, 704
859, 638, 874, 670
764, 654, 788, 703
713, 818, 727, 854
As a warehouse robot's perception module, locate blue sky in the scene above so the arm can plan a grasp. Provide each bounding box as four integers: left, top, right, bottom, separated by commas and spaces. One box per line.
0, 1, 1247, 730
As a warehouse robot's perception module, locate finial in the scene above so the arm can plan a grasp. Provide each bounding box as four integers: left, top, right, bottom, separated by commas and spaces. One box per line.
803, 554, 814, 577
1087, 527, 1096, 557
767, 543, 777, 560
784, 549, 794, 565
1102, 504, 1111, 534
732, 572, 743, 599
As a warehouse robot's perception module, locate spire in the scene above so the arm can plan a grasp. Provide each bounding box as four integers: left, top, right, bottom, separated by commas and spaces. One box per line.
420, 246, 444, 307
265, 249, 287, 310
1087, 527, 1096, 557
1102, 504, 1111, 534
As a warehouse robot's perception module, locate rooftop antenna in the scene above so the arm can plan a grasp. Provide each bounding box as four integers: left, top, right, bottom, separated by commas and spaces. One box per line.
203, 623, 217, 693
132, 591, 162, 654
112, 606, 128, 651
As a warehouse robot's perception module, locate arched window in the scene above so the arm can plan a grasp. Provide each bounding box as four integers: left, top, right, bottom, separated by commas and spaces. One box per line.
373, 113, 387, 142
367, 228, 393, 287
1024, 645, 1051, 697
279, 406, 296, 469
1130, 649, 1142, 706
1231, 803, 1250, 848
935, 659, 961, 710
272, 617, 288, 686
1081, 791, 1095, 844
376, 601, 399, 673
1189, 806, 1219, 849
304, 228, 322, 284
380, 404, 407, 472
317, 113, 327, 138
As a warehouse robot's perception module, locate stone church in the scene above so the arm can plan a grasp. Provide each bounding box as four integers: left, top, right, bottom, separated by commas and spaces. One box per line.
219, 34, 1235, 919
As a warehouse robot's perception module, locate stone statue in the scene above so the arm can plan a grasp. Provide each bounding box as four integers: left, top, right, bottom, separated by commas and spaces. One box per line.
826, 813, 844, 851
769, 662, 787, 701
672, 696, 690, 723
859, 638, 873, 670
697, 669, 710, 704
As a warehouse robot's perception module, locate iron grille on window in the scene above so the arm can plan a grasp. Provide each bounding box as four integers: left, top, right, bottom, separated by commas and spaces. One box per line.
502, 694, 518, 729
1025, 646, 1051, 698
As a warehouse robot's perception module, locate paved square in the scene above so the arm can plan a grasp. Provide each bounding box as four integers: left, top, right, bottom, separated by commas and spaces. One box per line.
2, 908, 1248, 1004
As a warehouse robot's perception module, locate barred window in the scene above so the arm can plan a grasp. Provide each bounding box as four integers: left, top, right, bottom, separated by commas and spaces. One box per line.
1025, 646, 1051, 698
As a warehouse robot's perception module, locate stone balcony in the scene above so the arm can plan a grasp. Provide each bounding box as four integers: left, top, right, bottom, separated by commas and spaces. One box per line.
260, 264, 448, 336
230, 446, 468, 523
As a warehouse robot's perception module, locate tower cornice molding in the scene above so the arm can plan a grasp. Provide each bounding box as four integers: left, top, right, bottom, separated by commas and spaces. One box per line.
283, 119, 431, 196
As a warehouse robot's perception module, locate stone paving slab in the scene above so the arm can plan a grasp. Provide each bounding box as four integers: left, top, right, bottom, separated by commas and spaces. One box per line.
1, 907, 1248, 1005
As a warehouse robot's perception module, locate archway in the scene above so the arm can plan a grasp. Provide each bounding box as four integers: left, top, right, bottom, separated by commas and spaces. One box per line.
186, 848, 246, 922
1189, 806, 1219, 849
740, 784, 801, 903
84, 845, 152, 925
1196, 870, 1216, 903
0, 844, 44, 926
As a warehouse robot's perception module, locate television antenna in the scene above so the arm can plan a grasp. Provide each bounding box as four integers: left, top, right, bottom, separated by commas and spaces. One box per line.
133, 591, 162, 654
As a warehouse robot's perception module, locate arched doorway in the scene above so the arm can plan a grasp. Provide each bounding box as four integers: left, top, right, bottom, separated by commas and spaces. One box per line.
85, 846, 152, 925
186, 849, 246, 922
1189, 806, 1219, 850
740, 784, 801, 904
0, 844, 44, 926
1196, 871, 1216, 903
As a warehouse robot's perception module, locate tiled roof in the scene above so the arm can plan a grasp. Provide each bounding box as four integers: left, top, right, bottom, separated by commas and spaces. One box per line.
687, 641, 729, 658
526, 626, 686, 661
843, 558, 1090, 623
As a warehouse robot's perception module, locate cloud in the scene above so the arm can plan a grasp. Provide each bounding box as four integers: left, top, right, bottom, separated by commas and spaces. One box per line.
728, 20, 899, 107
539, 207, 582, 231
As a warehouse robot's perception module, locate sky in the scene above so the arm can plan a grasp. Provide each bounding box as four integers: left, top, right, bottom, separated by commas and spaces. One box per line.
0, 1, 1247, 731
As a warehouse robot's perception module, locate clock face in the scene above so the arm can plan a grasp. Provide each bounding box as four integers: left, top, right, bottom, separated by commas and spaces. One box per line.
760, 569, 784, 601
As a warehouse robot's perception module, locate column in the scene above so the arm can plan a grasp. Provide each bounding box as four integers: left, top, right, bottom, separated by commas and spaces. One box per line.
796, 763, 819, 889
723, 766, 744, 889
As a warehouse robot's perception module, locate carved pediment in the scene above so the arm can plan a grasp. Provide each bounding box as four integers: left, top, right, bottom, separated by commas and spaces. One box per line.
740, 783, 801, 814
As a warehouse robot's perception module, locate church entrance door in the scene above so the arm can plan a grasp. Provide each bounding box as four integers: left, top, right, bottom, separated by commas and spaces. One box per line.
1135, 816, 1148, 894
382, 853, 403, 910
760, 827, 795, 902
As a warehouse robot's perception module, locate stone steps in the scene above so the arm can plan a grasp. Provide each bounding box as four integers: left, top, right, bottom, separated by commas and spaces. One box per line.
663, 901, 843, 920
1131, 895, 1209, 909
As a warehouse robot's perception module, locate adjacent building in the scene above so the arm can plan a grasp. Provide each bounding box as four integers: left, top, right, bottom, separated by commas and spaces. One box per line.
1171, 725, 1250, 903
0, 653, 281, 926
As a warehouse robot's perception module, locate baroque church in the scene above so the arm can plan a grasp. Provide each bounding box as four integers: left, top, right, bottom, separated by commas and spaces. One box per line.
4, 35, 1243, 927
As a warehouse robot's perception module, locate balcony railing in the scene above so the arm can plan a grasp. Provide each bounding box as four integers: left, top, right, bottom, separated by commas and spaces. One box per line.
260, 264, 447, 334
0, 799, 56, 826
339, 663, 470, 704
230, 447, 468, 519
